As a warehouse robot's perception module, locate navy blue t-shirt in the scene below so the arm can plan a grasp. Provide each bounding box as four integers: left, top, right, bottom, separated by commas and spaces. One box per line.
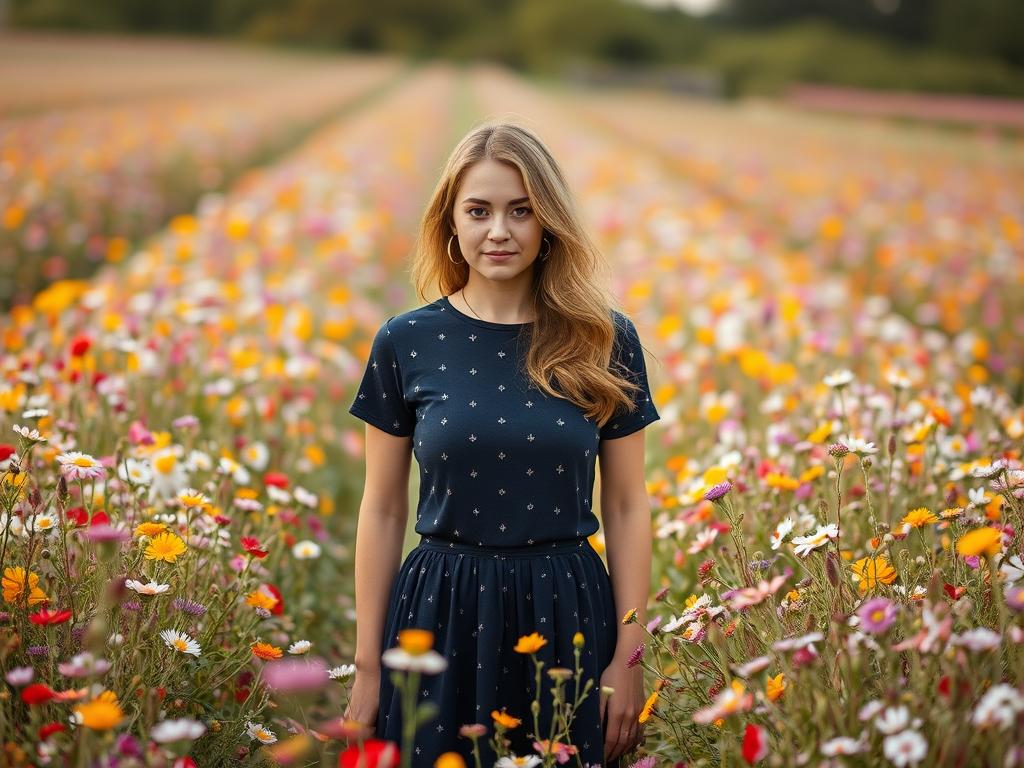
347, 295, 660, 546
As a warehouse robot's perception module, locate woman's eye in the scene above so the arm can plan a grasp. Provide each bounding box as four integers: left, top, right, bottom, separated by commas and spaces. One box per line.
469, 207, 486, 216
514, 207, 532, 217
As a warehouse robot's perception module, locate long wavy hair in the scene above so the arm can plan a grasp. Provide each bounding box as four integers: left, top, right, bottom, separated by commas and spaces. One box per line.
410, 120, 651, 429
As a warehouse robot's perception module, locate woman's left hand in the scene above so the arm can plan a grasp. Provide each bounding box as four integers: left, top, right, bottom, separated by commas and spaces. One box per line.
599, 657, 646, 763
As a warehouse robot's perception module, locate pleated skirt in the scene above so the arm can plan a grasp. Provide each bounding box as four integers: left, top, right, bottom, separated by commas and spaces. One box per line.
376, 534, 621, 768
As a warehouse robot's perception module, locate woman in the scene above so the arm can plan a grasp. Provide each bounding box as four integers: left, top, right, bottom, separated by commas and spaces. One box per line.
344, 121, 660, 768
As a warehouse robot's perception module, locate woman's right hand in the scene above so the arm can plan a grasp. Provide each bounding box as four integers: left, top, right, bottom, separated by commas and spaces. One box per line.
342, 668, 382, 741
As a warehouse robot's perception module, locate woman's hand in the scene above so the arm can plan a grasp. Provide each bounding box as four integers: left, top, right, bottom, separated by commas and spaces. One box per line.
342, 667, 382, 741
599, 658, 646, 764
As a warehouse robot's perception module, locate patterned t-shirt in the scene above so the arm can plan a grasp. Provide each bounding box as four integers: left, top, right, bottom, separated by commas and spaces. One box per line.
347, 295, 660, 547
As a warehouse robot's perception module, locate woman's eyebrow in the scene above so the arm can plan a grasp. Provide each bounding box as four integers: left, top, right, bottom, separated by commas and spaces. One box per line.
462, 197, 530, 205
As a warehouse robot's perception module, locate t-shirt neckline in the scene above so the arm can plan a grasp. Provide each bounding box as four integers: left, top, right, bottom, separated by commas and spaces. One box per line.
439, 295, 535, 331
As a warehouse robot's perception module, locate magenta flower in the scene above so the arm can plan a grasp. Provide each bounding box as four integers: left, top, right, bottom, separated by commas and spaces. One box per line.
703, 481, 732, 502
625, 642, 645, 669
1006, 586, 1024, 613
262, 657, 330, 693
857, 597, 898, 634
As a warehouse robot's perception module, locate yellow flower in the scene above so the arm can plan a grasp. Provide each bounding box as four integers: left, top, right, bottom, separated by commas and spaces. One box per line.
73, 691, 124, 730
513, 632, 548, 654
245, 590, 278, 611
851, 556, 897, 593
638, 690, 659, 723
901, 508, 938, 529
621, 608, 638, 624
572, 632, 585, 648
2, 566, 49, 606
144, 531, 187, 563
133, 522, 167, 538
956, 527, 1003, 558
397, 628, 434, 655
491, 708, 521, 729
766, 673, 786, 702
765, 472, 800, 491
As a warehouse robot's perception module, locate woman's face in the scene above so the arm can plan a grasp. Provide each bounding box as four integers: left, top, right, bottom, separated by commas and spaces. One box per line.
451, 158, 544, 281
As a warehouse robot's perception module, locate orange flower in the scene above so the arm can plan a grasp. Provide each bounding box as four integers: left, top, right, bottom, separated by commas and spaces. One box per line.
491, 708, 521, 729
513, 632, 547, 654
766, 673, 786, 702
956, 527, 1003, 558
2, 567, 49, 606
251, 642, 283, 660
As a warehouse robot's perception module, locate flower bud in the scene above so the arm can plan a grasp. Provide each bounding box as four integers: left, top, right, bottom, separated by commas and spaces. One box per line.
888, 434, 896, 456
828, 443, 849, 459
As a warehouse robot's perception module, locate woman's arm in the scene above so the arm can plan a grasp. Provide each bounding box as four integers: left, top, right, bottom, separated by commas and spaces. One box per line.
353, 423, 413, 673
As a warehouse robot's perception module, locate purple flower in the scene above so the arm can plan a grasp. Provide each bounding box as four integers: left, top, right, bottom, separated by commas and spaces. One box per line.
122, 600, 142, 612
703, 481, 732, 502
857, 597, 898, 634
27, 645, 49, 657
645, 615, 662, 634
1006, 587, 1024, 613
625, 643, 645, 669
172, 415, 200, 430
626, 756, 657, 768
262, 657, 330, 693
85, 524, 130, 543
5, 666, 33, 686
173, 597, 208, 616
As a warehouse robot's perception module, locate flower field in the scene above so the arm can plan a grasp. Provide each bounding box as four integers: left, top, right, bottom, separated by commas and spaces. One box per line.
2, 44, 1024, 767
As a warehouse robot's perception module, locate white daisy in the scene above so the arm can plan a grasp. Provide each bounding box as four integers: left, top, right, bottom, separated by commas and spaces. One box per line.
381, 646, 447, 674
13, 424, 46, 443
495, 755, 542, 767
151, 718, 207, 743
126, 579, 171, 596
292, 540, 321, 559
117, 458, 153, 486
823, 369, 854, 389
770, 517, 794, 551
241, 441, 269, 471
791, 524, 839, 557
160, 629, 201, 657
293, 486, 318, 509
882, 729, 927, 767
875, 705, 910, 735
245, 721, 277, 744
288, 640, 312, 655
328, 664, 356, 680
972, 683, 1024, 730
820, 735, 867, 756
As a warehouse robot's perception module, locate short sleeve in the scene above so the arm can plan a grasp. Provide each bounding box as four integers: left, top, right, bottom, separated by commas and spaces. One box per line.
599, 313, 661, 440
347, 317, 416, 437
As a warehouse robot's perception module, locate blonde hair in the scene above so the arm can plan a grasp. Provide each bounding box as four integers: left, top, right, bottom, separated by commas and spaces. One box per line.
410, 120, 650, 429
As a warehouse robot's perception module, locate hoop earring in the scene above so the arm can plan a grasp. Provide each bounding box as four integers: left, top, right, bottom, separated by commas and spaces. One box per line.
447, 234, 464, 264
539, 237, 552, 261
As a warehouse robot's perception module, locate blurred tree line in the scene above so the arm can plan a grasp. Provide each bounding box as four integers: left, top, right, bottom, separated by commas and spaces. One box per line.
8, 0, 1024, 97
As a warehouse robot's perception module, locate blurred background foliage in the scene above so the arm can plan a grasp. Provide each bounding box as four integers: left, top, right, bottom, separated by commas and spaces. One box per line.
7, 0, 1024, 98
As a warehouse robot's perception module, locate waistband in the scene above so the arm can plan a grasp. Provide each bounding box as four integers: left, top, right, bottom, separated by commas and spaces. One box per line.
417, 535, 590, 558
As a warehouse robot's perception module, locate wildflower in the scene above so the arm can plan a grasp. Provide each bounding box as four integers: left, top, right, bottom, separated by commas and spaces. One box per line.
824, 370, 854, 389
514, 632, 548, 654
491, 708, 522, 729
951, 628, 1001, 652
29, 607, 73, 625
5, 666, 33, 686
821, 736, 867, 756
337, 739, 399, 768
791, 524, 839, 557
972, 683, 1024, 730
998, 553, 1024, 584
693, 680, 753, 724
381, 629, 447, 673
857, 597, 898, 634
13, 424, 46, 443
262, 657, 330, 693
2, 566, 49, 606
293, 540, 321, 559
741, 723, 769, 763
288, 640, 312, 655
772, 632, 824, 653
637, 690, 658, 724
134, 522, 167, 538
151, 718, 207, 743
72, 691, 124, 730
1006, 587, 1024, 613
160, 629, 201, 657
58, 652, 111, 678
436, 752, 468, 768
21, 683, 57, 704
144, 532, 187, 563
246, 720, 278, 744
850, 556, 897, 593
56, 451, 106, 481
956, 526, 1002, 558
329, 664, 356, 680
731, 656, 771, 678
460, 724, 488, 738
125, 579, 170, 596
729, 570, 791, 610
172, 597, 207, 616
246, 588, 279, 612
240, 536, 268, 558
572, 631, 584, 648
547, 667, 573, 682
176, 489, 209, 509
839, 434, 878, 456
252, 641, 284, 660
882, 730, 927, 767
703, 481, 732, 502
769, 517, 794, 551
26, 512, 59, 536
688, 528, 719, 554
901, 508, 938, 529
494, 756, 542, 768
765, 673, 786, 702
875, 706, 910, 735
532, 739, 578, 764
827, 443, 849, 459
118, 458, 153, 486
625, 643, 645, 669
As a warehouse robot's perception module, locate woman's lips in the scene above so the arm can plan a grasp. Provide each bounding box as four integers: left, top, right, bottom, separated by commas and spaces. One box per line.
485, 252, 515, 262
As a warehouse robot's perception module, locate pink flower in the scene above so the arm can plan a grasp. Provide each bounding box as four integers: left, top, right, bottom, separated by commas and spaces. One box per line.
856, 597, 898, 634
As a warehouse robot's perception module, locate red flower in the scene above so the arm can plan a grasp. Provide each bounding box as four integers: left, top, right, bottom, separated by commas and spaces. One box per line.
30, 608, 73, 625
67, 507, 89, 526
741, 723, 769, 764
263, 472, 289, 489
214, 514, 232, 526
944, 583, 966, 601
173, 758, 197, 768
69, 335, 92, 357
22, 683, 57, 705
241, 536, 268, 559
338, 739, 400, 768
38, 722, 67, 741
938, 676, 951, 697
0, 444, 15, 462
90, 509, 110, 526
264, 583, 284, 615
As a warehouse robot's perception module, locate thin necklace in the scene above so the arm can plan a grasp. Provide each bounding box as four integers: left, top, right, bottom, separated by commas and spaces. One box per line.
460, 288, 533, 324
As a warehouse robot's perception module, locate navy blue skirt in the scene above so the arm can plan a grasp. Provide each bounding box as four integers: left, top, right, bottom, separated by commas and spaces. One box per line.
376, 535, 622, 768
